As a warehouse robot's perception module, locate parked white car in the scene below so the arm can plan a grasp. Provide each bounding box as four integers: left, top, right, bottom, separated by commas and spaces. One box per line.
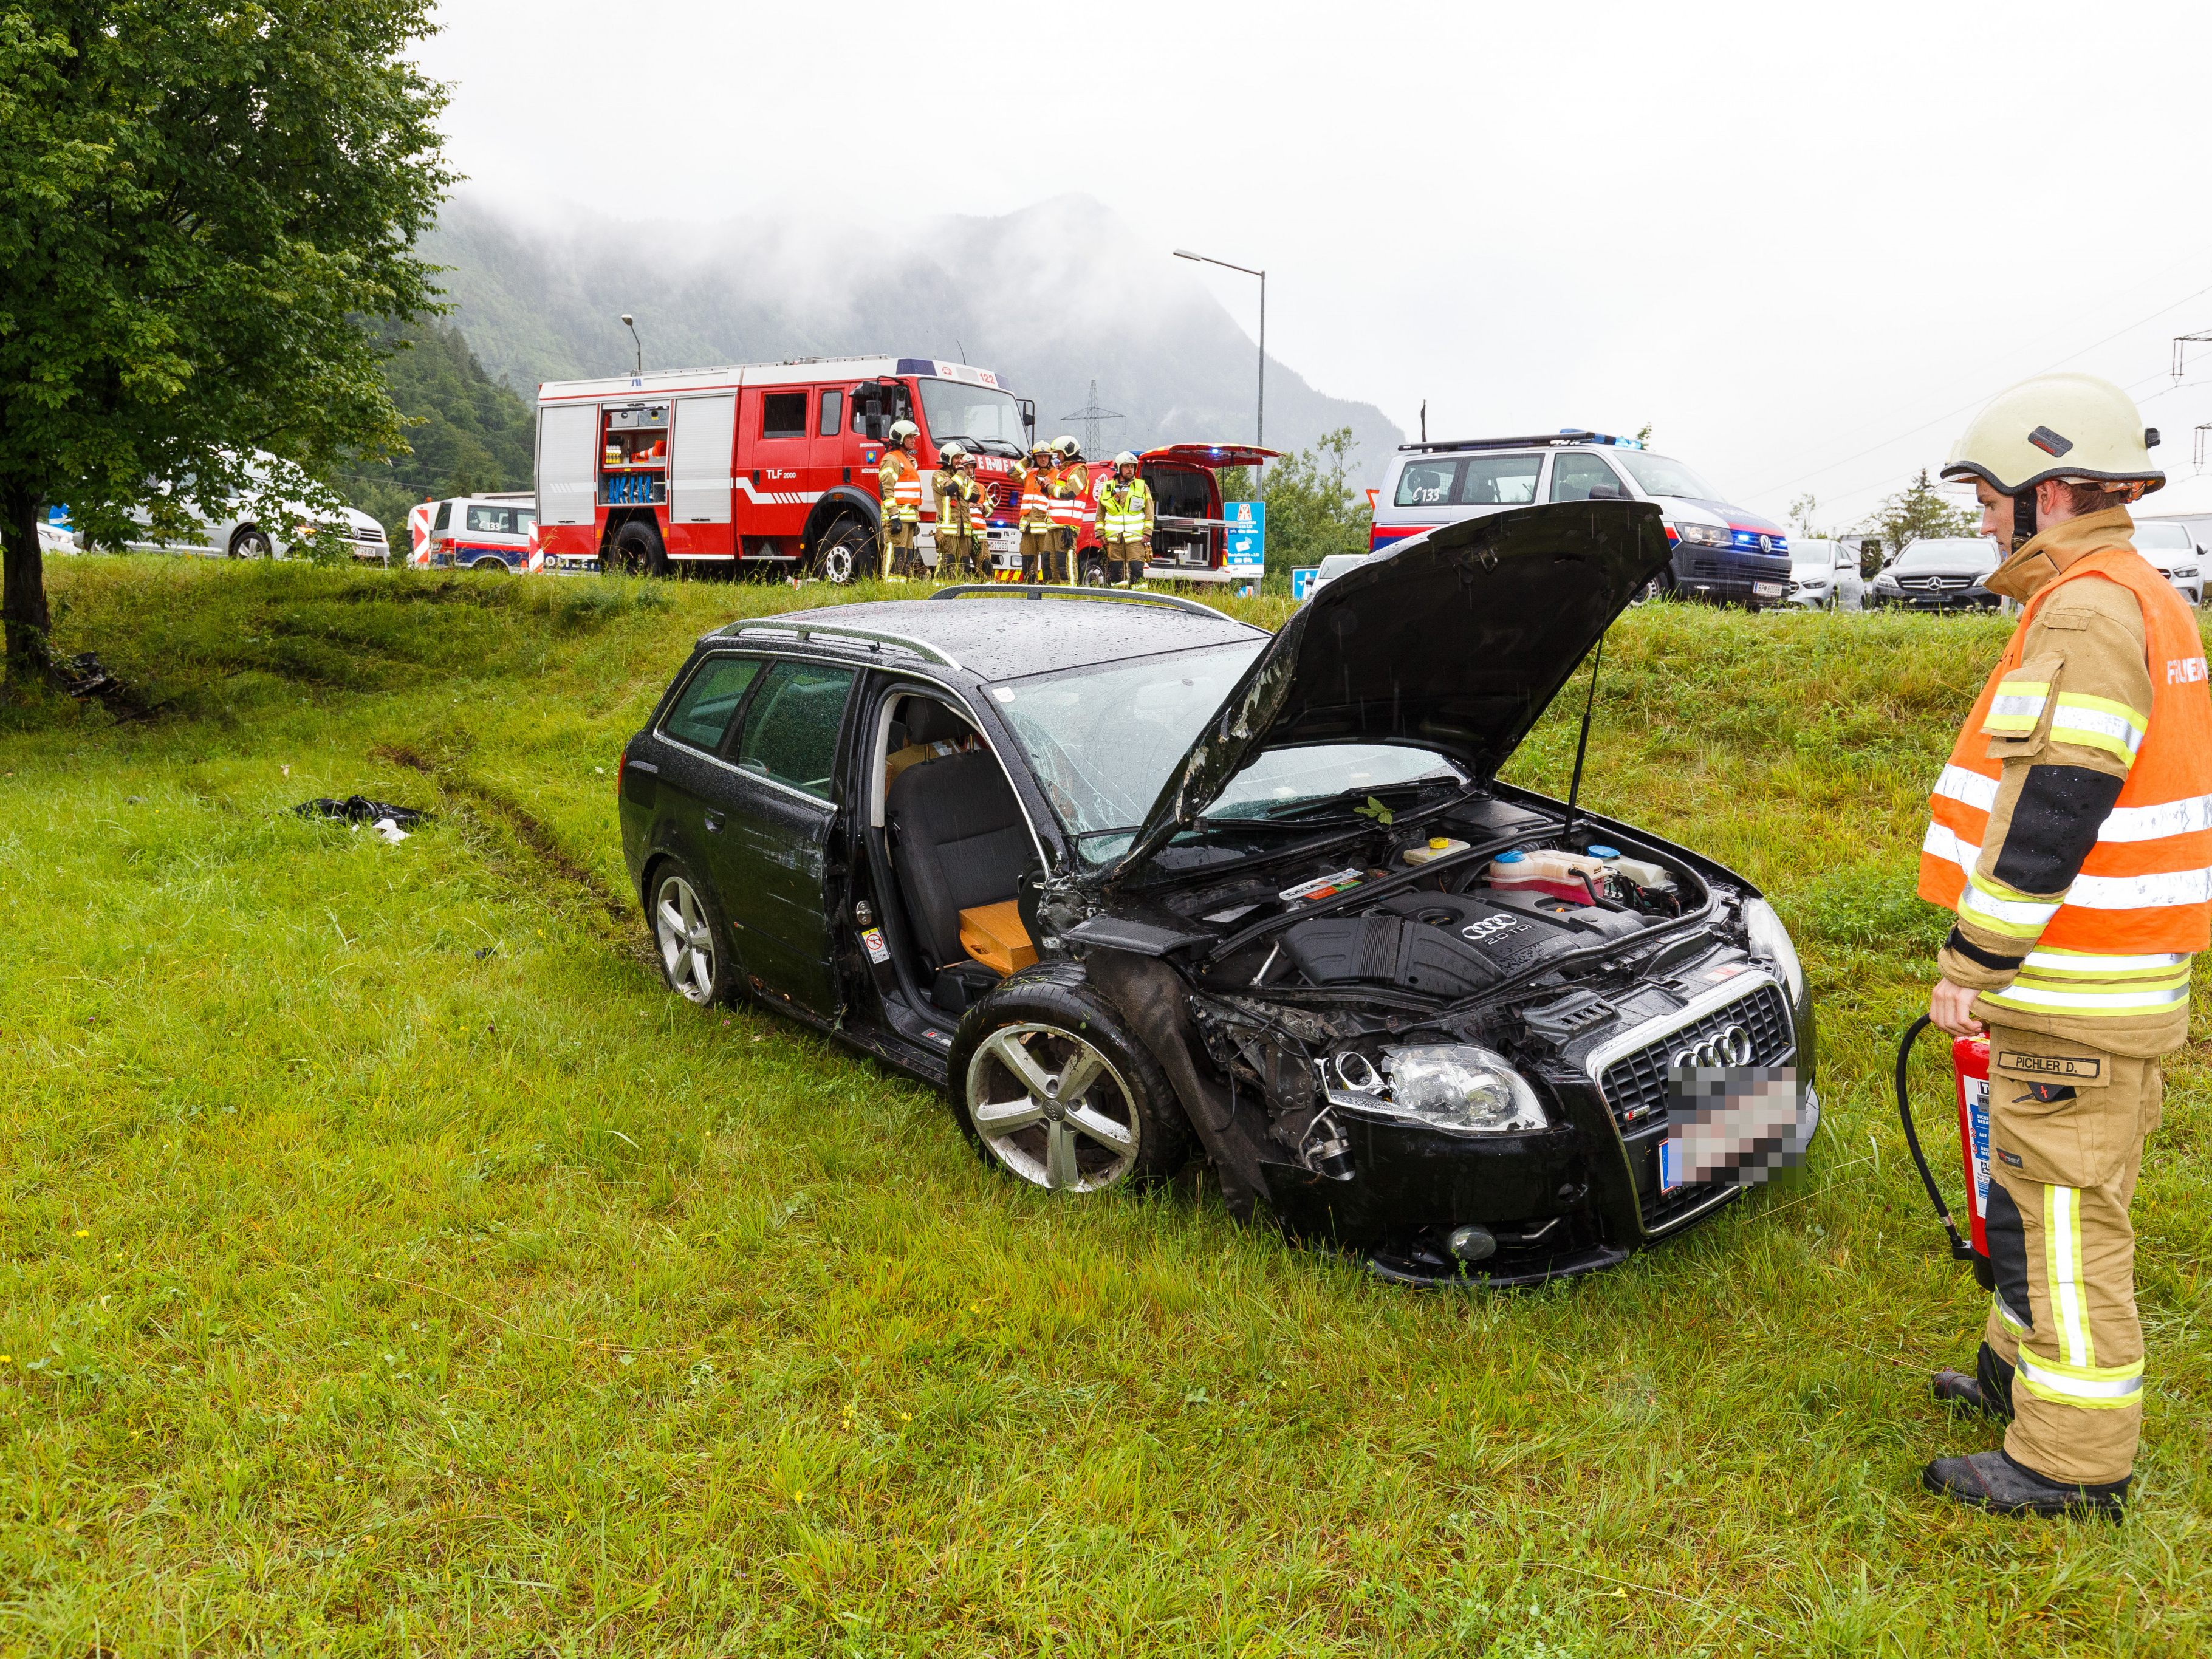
2131, 518, 2202, 604
1785, 538, 1864, 611
1303, 551, 1372, 601
36, 521, 77, 556
106, 455, 389, 564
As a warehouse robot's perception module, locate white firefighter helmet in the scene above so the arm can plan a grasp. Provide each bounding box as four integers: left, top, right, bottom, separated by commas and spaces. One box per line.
1053, 434, 1081, 460
1114, 450, 1140, 468
1029, 436, 1055, 457
888, 419, 920, 446
940, 441, 967, 463
1940, 373, 2163, 499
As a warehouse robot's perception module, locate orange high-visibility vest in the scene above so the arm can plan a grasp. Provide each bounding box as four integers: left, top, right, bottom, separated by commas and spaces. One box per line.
880, 451, 923, 522
1047, 465, 1086, 532
1019, 467, 1056, 532
1919, 547, 2212, 955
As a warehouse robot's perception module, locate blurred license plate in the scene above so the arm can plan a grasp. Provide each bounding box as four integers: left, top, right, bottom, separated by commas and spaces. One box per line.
1753, 581, 1785, 597
1662, 1066, 1809, 1190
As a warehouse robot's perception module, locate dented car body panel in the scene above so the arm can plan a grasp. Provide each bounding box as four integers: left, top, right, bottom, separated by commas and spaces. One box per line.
620, 502, 1818, 1286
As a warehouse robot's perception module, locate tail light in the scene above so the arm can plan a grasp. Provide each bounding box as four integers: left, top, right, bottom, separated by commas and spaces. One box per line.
616, 742, 628, 804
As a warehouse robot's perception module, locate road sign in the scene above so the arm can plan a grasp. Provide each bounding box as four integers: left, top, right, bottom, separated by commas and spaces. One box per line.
1224, 500, 1264, 575
1290, 566, 1320, 601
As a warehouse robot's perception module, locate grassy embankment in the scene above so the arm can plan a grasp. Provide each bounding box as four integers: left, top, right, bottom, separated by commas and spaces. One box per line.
3, 559, 2208, 1656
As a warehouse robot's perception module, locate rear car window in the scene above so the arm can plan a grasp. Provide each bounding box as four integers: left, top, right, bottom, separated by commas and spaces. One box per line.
662, 656, 764, 752
1460, 454, 1542, 505
433, 501, 452, 531
734, 663, 855, 799
1394, 459, 1460, 507
466, 505, 519, 533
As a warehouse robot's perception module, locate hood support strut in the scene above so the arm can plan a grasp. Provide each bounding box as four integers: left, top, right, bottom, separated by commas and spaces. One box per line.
1559, 631, 1606, 850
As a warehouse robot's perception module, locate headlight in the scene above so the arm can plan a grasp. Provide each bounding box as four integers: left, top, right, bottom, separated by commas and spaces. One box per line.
1671, 522, 1730, 547
1332, 1044, 1547, 1134
2175, 566, 2198, 579
1743, 897, 1805, 1008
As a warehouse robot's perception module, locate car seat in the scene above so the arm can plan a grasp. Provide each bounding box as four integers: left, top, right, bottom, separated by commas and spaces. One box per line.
885, 701, 1032, 1005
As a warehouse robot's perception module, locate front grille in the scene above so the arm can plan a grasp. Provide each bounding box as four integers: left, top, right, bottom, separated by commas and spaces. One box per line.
1597, 982, 1795, 1132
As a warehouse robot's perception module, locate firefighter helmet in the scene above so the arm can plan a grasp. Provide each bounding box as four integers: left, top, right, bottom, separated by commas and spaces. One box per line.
1053, 434, 1081, 460
888, 419, 919, 447
1114, 451, 1140, 468
1029, 437, 1055, 458
940, 442, 967, 463
1940, 373, 2163, 499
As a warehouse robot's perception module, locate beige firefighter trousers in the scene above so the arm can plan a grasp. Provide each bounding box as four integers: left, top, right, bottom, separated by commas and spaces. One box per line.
1976, 1021, 2159, 1485
879, 518, 917, 579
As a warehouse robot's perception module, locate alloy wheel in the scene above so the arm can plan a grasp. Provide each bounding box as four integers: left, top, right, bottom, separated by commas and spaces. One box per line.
965, 1023, 1140, 1192
654, 873, 716, 1004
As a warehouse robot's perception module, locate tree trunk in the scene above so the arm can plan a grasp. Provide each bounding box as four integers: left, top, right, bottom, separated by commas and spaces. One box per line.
2, 482, 49, 671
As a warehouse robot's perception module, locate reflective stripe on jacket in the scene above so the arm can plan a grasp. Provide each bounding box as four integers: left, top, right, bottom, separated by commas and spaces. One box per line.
1047, 465, 1087, 531
1097, 476, 1154, 542
880, 451, 923, 522
1018, 468, 1056, 532
1919, 546, 2212, 978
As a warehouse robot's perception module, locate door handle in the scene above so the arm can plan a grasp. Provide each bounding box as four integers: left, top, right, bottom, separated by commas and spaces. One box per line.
704, 810, 725, 833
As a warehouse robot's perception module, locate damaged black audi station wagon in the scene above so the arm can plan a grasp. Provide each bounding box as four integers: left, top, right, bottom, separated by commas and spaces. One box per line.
617, 501, 1818, 1284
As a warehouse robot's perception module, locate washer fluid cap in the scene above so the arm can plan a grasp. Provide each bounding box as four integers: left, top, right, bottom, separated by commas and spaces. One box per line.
1495, 849, 1527, 863
1586, 844, 1620, 860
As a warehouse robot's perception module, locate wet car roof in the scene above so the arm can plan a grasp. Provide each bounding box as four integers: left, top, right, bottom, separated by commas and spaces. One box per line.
724, 597, 1266, 681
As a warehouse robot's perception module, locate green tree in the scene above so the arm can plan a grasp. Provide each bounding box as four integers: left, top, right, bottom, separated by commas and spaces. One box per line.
0, 1, 451, 669
1861, 468, 1979, 569
1221, 426, 1374, 588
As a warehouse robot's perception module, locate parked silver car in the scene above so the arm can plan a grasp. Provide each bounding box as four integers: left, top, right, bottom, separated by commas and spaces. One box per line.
1784, 538, 1864, 611
2131, 518, 2202, 605
105, 454, 388, 564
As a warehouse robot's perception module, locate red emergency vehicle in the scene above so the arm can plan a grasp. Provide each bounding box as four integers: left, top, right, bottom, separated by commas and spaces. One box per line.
532, 355, 1035, 580
1056, 443, 1278, 586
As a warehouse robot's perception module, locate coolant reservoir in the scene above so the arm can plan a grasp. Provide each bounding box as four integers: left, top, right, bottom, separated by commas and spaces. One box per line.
1486, 847, 1609, 905
1403, 835, 1470, 866
1588, 843, 1674, 893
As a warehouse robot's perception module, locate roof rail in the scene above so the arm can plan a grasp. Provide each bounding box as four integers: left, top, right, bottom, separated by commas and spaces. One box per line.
715, 617, 963, 670
1397, 429, 1645, 454
928, 583, 1230, 620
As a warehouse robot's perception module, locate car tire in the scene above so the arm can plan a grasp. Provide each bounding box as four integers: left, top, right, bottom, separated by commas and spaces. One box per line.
645, 857, 737, 1007
472, 556, 509, 574
228, 527, 273, 559
1635, 568, 1677, 604
948, 972, 1192, 1194
809, 518, 870, 586
609, 519, 670, 579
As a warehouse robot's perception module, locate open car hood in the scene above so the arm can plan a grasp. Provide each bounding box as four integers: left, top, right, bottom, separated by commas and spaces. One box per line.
1103, 499, 1672, 884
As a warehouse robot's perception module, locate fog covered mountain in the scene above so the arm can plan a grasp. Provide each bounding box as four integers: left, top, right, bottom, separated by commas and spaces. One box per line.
423, 194, 1403, 474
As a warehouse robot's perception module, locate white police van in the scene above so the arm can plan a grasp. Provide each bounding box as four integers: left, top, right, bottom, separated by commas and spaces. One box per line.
1369, 430, 1791, 607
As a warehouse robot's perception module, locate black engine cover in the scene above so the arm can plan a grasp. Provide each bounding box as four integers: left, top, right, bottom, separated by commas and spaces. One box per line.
1281, 889, 1637, 996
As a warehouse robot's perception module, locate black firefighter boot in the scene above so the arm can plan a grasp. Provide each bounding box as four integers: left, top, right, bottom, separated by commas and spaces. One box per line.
1933, 1341, 2016, 1421
1923, 1449, 2129, 1520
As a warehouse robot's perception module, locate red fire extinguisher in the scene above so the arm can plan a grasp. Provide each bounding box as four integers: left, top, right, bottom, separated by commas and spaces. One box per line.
1895, 1015, 1995, 1290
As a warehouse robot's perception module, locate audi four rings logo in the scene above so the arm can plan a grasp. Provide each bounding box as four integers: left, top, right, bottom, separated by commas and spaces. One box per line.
1673, 1024, 1754, 1069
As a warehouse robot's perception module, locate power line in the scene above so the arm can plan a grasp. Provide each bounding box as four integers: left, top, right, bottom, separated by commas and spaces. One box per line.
1745, 278, 2212, 502
1058, 379, 1124, 459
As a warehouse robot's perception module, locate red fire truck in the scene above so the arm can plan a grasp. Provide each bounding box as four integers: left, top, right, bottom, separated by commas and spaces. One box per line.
533, 355, 1035, 580
1060, 444, 1278, 586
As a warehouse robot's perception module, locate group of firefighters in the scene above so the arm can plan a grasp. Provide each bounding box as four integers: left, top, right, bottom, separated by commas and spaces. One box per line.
872, 422, 1156, 586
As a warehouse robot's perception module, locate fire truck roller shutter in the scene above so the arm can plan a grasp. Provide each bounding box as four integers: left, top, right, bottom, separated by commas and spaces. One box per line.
538, 403, 598, 527
671, 394, 739, 525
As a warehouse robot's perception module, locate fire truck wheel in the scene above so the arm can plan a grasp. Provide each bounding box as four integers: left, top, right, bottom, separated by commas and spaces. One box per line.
811, 519, 869, 586
1078, 556, 1106, 587
610, 519, 669, 579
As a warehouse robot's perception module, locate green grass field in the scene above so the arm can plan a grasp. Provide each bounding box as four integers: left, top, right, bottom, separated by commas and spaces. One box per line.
4, 559, 2208, 1657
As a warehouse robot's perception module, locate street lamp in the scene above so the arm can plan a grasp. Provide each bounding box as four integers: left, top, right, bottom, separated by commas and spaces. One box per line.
620, 313, 643, 377
1173, 248, 1265, 465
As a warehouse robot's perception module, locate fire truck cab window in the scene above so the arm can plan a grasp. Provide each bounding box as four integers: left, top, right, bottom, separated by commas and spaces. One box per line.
914, 378, 1028, 453
818, 389, 843, 438
760, 392, 807, 440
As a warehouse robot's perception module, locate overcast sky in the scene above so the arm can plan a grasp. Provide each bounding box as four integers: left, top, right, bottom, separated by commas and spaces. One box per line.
419, 0, 2212, 528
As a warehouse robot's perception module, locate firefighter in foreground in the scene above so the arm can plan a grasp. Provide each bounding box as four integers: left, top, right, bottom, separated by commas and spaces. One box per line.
1917, 373, 2210, 1520
1017, 437, 1060, 583
1094, 451, 1154, 587
931, 443, 987, 583
877, 420, 924, 579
